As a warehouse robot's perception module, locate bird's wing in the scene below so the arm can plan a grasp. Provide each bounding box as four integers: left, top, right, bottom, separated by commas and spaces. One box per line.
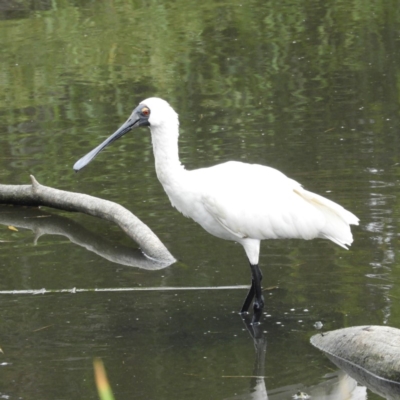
199, 161, 355, 246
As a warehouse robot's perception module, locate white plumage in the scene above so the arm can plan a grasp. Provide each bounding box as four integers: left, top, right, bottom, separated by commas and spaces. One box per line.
74, 97, 359, 323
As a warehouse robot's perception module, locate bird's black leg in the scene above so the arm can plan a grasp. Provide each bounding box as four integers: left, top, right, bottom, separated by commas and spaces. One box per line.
250, 263, 264, 310
241, 280, 255, 313
241, 263, 264, 321
251, 263, 264, 325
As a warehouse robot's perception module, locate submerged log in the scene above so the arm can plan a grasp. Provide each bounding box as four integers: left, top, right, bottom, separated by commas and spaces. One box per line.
311, 325, 400, 398
0, 176, 175, 263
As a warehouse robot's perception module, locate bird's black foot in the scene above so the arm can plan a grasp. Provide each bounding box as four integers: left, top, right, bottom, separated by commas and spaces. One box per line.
253, 295, 264, 312
241, 263, 264, 324
251, 294, 264, 325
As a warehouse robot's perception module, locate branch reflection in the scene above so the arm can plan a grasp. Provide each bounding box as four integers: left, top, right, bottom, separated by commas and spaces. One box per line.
0, 205, 173, 270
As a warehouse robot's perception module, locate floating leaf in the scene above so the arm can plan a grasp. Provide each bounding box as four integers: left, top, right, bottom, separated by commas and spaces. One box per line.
7, 226, 18, 232
0, 347, 3, 354
94, 358, 115, 400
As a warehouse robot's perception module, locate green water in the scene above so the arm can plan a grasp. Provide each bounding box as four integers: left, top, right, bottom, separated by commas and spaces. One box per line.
1, 0, 400, 398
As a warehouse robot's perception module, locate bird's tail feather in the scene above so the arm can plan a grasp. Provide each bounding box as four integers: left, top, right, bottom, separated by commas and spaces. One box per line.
294, 188, 359, 249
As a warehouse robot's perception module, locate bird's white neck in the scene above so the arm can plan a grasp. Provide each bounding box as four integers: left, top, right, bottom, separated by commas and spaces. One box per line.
149, 117, 186, 190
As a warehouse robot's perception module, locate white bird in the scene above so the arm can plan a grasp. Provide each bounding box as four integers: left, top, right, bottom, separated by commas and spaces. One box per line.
74, 97, 359, 323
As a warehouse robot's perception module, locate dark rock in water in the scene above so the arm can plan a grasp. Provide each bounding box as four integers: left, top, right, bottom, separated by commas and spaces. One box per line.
311, 325, 400, 399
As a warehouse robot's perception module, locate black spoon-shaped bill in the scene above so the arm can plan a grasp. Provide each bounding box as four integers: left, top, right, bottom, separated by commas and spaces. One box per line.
73, 113, 141, 172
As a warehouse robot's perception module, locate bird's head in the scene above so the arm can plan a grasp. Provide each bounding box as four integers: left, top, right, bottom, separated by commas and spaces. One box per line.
139, 97, 178, 128
73, 97, 177, 171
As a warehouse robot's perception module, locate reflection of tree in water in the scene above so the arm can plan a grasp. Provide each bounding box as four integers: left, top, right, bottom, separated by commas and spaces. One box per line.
0, 0, 52, 20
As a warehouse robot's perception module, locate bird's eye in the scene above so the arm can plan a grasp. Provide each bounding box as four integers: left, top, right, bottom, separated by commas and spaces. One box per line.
142, 107, 150, 116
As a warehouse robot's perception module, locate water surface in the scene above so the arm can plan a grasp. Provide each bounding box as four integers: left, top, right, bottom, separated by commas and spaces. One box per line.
1, 1, 400, 398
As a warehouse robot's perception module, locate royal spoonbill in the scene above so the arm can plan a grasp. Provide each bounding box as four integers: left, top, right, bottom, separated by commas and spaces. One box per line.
73, 97, 359, 323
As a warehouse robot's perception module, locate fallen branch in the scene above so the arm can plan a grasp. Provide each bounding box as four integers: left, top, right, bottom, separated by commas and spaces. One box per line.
0, 176, 175, 263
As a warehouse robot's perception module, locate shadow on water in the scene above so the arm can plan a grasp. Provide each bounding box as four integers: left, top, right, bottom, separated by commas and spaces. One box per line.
0, 205, 172, 270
